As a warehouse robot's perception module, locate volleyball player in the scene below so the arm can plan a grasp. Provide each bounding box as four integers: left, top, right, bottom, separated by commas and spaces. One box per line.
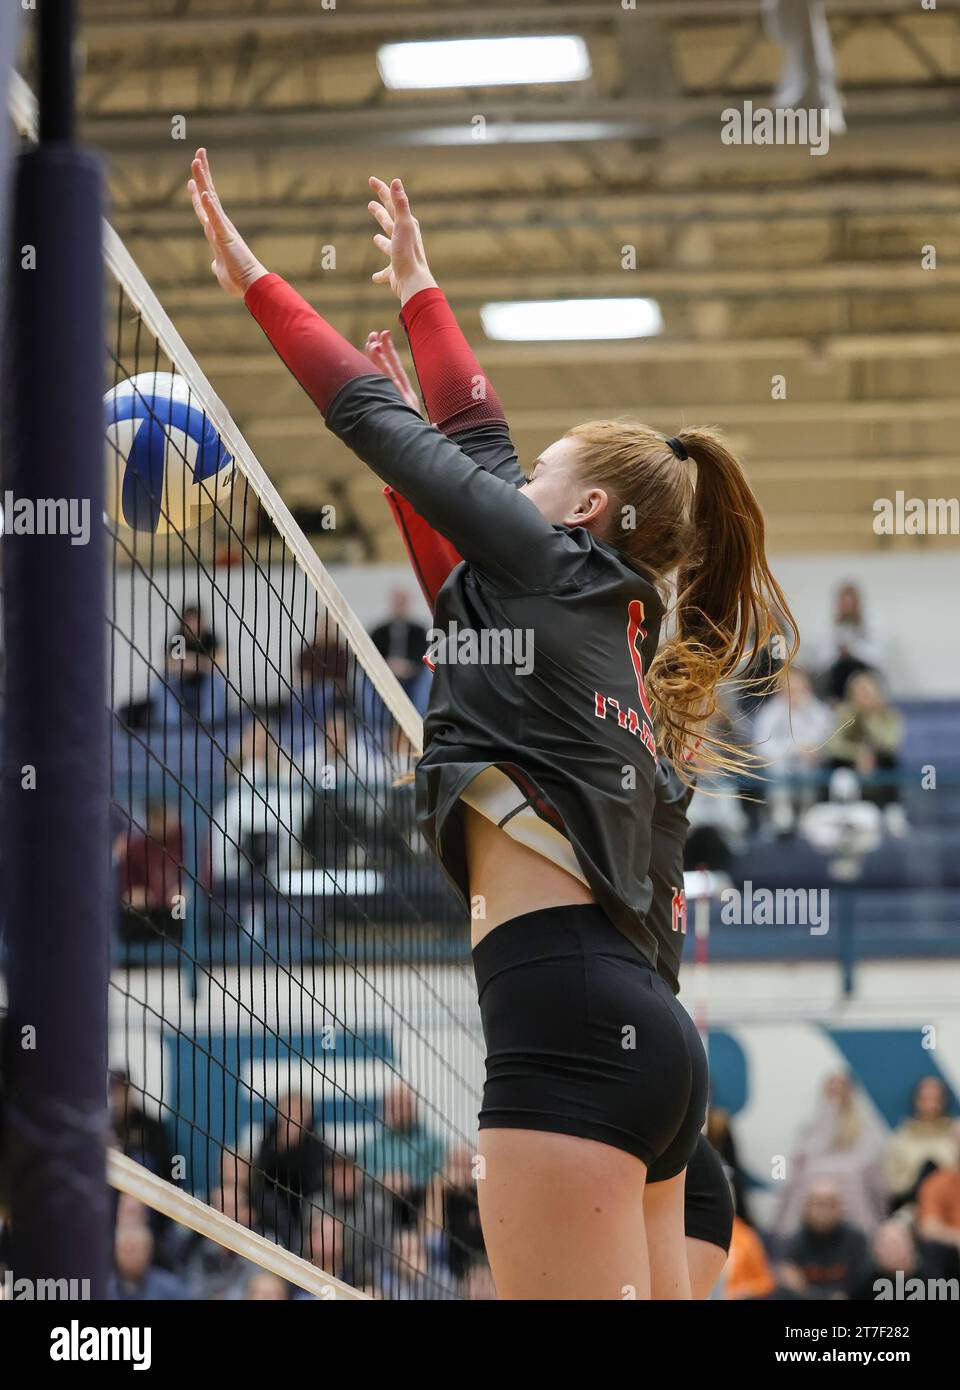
363, 292, 734, 1299
188, 149, 792, 1299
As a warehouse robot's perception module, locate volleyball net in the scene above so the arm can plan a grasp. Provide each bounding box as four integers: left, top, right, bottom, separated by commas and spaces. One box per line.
4, 74, 486, 1302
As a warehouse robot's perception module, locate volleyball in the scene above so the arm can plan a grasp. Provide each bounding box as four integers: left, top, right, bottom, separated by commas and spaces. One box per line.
104, 371, 234, 534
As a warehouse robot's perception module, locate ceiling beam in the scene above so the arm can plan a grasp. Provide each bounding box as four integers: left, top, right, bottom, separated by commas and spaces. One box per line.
80, 1, 941, 41
145, 261, 960, 307
240, 398, 960, 438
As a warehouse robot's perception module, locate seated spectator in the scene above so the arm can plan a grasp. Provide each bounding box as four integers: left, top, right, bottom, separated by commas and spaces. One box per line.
816, 582, 884, 702
109, 1069, 172, 1183
886, 1076, 958, 1212
800, 765, 884, 860
916, 1135, 960, 1280
209, 721, 306, 936
849, 1217, 940, 1301
826, 671, 905, 830
685, 701, 750, 865
153, 602, 230, 727
370, 588, 429, 710
706, 1107, 752, 1226
384, 1228, 430, 1301
251, 1091, 330, 1252
778, 1183, 871, 1299
178, 1183, 268, 1300
109, 1209, 187, 1301
775, 1073, 887, 1237
358, 1082, 446, 1227
307, 1153, 394, 1291
305, 1209, 350, 1290
725, 1215, 776, 1300
116, 801, 184, 943
752, 667, 834, 834
298, 707, 389, 872
423, 1142, 484, 1282
294, 620, 381, 739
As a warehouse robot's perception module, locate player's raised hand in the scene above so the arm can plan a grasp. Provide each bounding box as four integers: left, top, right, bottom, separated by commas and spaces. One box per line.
188, 148, 269, 299
364, 329, 422, 413
367, 176, 437, 306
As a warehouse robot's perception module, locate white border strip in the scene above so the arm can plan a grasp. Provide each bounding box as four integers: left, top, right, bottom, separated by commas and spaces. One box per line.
108, 1151, 369, 1301
8, 71, 423, 751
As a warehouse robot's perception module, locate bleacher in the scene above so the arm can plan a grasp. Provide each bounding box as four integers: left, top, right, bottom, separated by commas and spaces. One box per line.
688, 699, 960, 974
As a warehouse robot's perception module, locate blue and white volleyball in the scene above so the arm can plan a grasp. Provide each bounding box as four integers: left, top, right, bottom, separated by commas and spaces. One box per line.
104, 371, 234, 534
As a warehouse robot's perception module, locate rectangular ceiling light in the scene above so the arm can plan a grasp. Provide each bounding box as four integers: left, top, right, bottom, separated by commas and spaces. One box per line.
377, 36, 591, 90
481, 298, 664, 342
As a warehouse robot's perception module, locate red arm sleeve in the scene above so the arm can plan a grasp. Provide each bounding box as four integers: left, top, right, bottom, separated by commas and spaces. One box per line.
400, 286, 508, 433
244, 272, 374, 413
383, 487, 463, 610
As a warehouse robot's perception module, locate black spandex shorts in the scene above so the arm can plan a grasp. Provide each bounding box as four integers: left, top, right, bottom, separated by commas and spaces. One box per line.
684, 1134, 734, 1252
472, 904, 708, 1180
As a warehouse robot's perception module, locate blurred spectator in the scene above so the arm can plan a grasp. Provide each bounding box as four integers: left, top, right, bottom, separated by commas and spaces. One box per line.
423, 1143, 485, 1282
706, 1108, 752, 1226
110, 1213, 187, 1301
752, 667, 833, 834
816, 583, 884, 702
116, 801, 183, 943
826, 672, 905, 830
370, 589, 429, 712
685, 704, 750, 865
109, 1069, 172, 1183
308, 1153, 394, 1290
210, 721, 306, 940
381, 1227, 454, 1300
915, 1135, 960, 1280
154, 602, 230, 726
251, 1092, 330, 1252
299, 706, 387, 872
778, 1182, 871, 1299
359, 1082, 446, 1226
725, 1215, 777, 1300
849, 1218, 940, 1301
885, 1077, 958, 1211
177, 1182, 267, 1300
800, 765, 884, 861
295, 620, 382, 736
775, 1073, 887, 1237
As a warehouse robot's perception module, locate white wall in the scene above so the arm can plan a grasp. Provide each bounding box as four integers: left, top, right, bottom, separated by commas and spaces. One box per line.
109, 550, 960, 709
326, 552, 960, 697
764, 550, 960, 697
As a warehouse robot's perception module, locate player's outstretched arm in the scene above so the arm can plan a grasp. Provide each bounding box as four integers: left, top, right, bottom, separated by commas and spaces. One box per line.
368, 175, 523, 482
186, 150, 574, 594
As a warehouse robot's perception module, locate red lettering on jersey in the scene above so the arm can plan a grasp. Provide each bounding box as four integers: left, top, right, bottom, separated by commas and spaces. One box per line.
671, 888, 687, 935
626, 599, 655, 726
590, 601, 659, 763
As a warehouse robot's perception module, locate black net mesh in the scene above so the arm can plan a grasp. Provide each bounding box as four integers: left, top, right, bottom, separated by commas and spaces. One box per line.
104, 281, 485, 1300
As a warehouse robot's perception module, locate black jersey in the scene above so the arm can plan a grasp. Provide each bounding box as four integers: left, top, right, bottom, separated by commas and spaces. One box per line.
326, 377, 665, 963
246, 275, 665, 965
647, 761, 695, 994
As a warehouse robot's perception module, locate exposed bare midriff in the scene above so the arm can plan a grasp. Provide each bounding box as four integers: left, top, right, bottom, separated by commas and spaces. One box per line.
462, 803, 595, 949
